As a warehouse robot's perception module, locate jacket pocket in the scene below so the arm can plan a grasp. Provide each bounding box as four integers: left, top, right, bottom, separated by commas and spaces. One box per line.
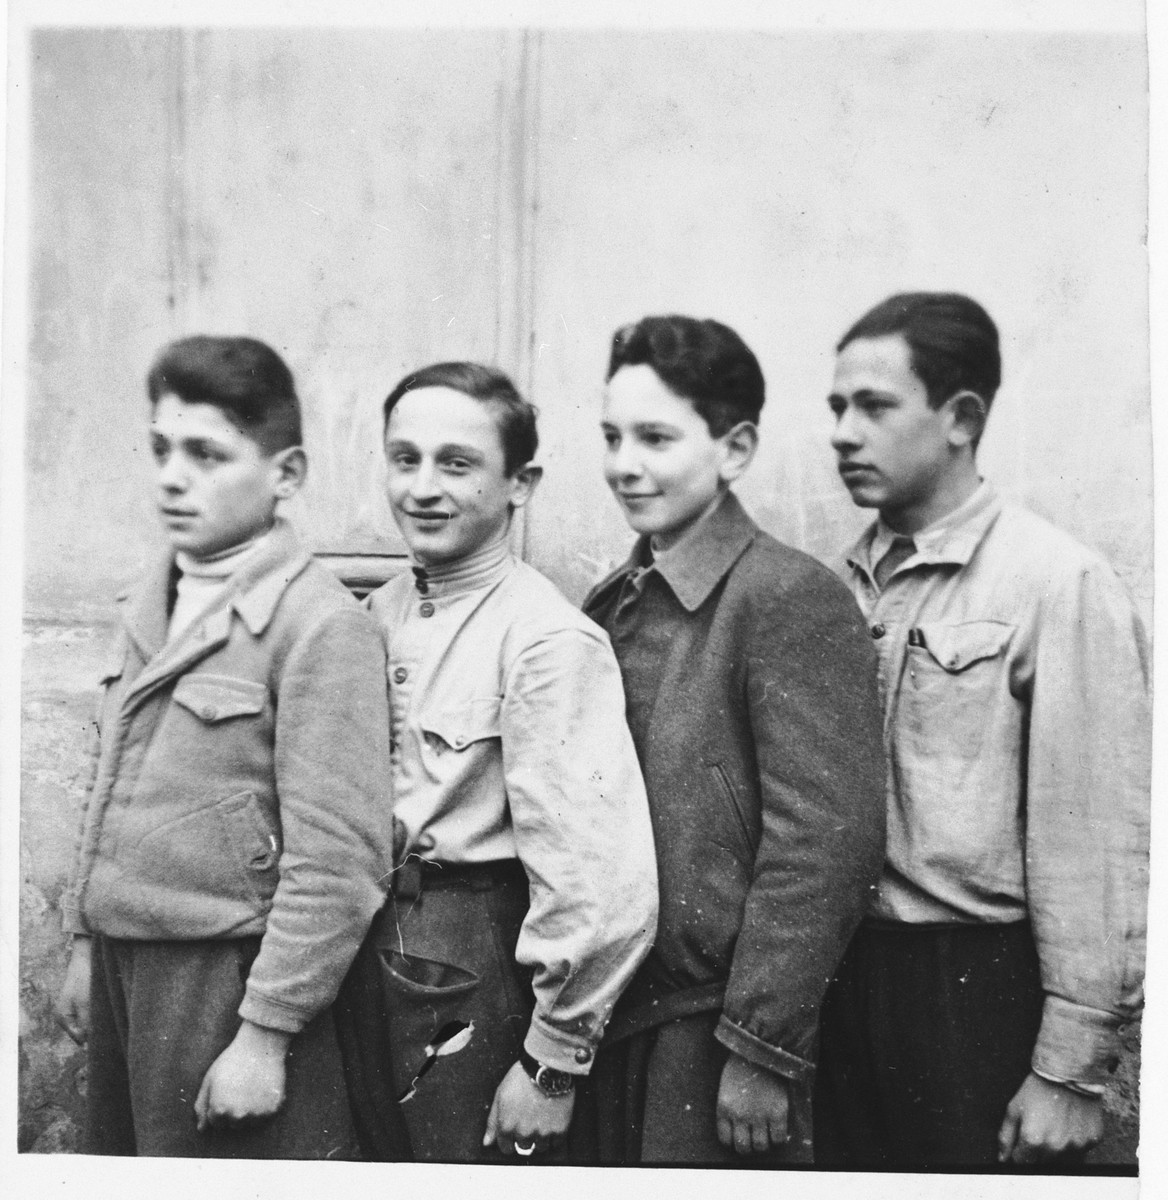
418, 697, 501, 752
172, 674, 268, 722
133, 789, 278, 914
710, 762, 757, 862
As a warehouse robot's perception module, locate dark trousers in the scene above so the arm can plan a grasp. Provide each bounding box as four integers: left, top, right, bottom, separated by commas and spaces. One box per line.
334, 859, 533, 1162
572, 1009, 813, 1165
813, 919, 1044, 1169
86, 935, 357, 1158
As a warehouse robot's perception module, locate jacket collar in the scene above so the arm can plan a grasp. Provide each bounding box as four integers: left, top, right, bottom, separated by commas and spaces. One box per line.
597, 490, 758, 614
845, 481, 1002, 579
120, 520, 310, 699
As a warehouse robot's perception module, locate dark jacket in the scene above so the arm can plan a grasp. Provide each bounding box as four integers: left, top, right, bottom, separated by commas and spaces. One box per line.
61, 520, 395, 1033
584, 491, 885, 1082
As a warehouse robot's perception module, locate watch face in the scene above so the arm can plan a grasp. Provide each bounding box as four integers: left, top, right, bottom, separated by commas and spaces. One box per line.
534, 1065, 575, 1097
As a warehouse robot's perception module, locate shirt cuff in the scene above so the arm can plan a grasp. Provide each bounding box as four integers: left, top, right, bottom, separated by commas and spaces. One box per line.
1031, 994, 1125, 1090
714, 1015, 814, 1083
524, 1013, 598, 1076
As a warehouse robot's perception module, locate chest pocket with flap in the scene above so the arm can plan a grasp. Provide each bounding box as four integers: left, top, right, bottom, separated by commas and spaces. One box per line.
914, 620, 1015, 672
418, 697, 502, 752
173, 674, 269, 722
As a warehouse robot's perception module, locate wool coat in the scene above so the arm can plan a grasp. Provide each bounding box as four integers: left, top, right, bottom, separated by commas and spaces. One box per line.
584, 491, 886, 1082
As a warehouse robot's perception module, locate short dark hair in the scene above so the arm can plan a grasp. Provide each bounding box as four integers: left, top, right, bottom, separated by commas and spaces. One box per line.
147, 336, 302, 454
837, 292, 1001, 413
382, 361, 538, 477
606, 315, 765, 436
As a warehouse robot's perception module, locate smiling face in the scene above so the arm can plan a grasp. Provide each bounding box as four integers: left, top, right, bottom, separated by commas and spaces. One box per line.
602, 364, 754, 551
828, 334, 972, 534
384, 386, 538, 566
150, 393, 299, 559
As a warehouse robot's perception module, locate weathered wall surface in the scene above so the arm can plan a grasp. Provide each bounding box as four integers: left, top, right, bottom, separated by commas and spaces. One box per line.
19, 26, 1148, 1160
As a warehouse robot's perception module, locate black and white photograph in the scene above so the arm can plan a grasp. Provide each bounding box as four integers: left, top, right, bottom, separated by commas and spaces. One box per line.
6, 1, 1160, 1196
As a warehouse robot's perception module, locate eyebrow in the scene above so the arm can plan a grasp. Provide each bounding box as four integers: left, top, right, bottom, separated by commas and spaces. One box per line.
827, 388, 893, 403
149, 430, 232, 452
384, 439, 487, 461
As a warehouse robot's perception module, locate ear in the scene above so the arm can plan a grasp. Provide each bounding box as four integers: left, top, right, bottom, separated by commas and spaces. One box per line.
718, 422, 759, 484
947, 391, 987, 450
508, 463, 543, 509
271, 446, 308, 501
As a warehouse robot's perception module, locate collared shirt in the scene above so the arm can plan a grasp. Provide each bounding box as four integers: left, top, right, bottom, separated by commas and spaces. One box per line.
844, 483, 1150, 1088
367, 537, 658, 1073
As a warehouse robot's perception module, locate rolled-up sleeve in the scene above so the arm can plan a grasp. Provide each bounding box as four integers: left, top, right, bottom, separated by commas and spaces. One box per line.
500, 626, 658, 1074
1025, 561, 1150, 1088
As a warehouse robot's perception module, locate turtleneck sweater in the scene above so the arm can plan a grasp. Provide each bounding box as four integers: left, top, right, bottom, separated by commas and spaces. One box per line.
168, 528, 273, 643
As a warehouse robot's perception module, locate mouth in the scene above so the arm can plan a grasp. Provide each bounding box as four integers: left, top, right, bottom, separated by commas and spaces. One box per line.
160, 507, 198, 520
617, 492, 661, 503
837, 463, 876, 482
403, 510, 454, 523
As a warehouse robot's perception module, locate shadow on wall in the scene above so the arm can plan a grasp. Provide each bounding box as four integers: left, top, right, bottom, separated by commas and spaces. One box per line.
18, 617, 1143, 1162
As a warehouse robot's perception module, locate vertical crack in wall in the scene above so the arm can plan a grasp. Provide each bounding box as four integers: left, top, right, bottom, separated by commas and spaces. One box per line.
493, 29, 542, 562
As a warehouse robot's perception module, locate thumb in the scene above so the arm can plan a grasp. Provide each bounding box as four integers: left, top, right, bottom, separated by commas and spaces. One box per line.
482, 1089, 500, 1147
997, 1103, 1021, 1162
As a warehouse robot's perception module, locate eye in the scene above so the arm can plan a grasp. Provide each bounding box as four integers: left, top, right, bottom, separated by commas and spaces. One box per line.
602, 430, 619, 448
389, 451, 419, 469
149, 438, 169, 463
441, 457, 472, 473
827, 398, 845, 418
640, 430, 670, 447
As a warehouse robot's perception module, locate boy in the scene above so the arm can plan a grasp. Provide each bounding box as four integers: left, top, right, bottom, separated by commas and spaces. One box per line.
580, 315, 886, 1164
815, 292, 1150, 1167
336, 361, 657, 1162
54, 336, 394, 1158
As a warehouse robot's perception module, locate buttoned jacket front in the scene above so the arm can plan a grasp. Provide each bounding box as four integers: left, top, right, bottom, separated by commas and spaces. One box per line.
585, 492, 886, 1082
61, 522, 395, 1033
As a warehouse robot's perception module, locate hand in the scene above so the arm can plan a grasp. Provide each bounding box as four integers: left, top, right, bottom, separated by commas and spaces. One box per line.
716, 1053, 789, 1154
194, 1020, 292, 1133
482, 1060, 575, 1156
997, 1072, 1105, 1164
54, 937, 93, 1045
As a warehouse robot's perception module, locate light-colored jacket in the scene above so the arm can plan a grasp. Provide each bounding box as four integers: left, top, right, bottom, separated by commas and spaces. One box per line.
844, 483, 1150, 1089
62, 521, 395, 1033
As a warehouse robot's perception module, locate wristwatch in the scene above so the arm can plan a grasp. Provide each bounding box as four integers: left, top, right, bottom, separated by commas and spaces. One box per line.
518, 1047, 576, 1097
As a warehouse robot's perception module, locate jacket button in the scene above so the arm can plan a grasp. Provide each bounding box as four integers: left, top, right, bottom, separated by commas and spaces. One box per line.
419, 601, 435, 618
870, 623, 886, 639
393, 667, 408, 684
575, 1047, 592, 1064
453, 735, 466, 747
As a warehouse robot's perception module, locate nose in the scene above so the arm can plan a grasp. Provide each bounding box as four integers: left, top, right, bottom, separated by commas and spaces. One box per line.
830, 404, 862, 453
607, 438, 643, 482
407, 458, 442, 503
157, 451, 189, 493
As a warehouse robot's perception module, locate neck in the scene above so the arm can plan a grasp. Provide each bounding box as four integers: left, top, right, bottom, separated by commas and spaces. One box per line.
881, 465, 980, 536
414, 529, 511, 581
